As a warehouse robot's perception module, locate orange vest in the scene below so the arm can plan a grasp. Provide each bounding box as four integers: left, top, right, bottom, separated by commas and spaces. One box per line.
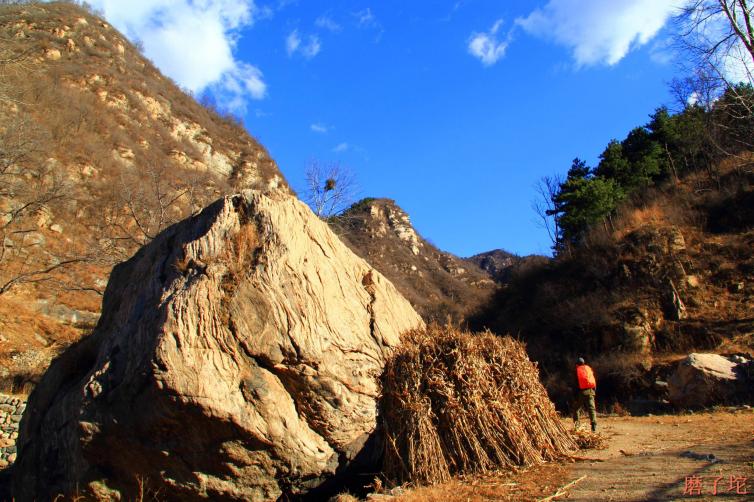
576, 364, 596, 390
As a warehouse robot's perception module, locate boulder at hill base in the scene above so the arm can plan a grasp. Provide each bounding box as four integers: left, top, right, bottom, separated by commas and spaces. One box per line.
668, 353, 752, 409
12, 190, 423, 501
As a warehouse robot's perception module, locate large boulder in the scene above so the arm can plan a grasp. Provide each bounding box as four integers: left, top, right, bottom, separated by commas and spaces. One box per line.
667, 353, 748, 408
12, 190, 423, 500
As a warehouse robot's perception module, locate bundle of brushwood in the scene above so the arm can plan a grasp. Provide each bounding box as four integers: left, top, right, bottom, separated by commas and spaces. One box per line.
571, 429, 608, 450
380, 324, 576, 485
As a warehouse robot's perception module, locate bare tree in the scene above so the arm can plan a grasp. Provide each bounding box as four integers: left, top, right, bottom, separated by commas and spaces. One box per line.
532, 174, 562, 250
0, 113, 89, 295
98, 162, 218, 254
676, 1, 754, 91
304, 160, 357, 218
671, 1, 754, 167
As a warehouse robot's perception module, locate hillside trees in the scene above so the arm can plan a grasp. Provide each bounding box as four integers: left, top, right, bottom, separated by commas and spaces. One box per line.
674, 1, 754, 156
541, 103, 721, 250
545, 159, 624, 248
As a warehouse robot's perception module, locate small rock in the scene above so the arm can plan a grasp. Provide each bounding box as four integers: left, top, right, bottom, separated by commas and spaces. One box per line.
45, 48, 61, 60
49, 224, 63, 234
668, 228, 686, 253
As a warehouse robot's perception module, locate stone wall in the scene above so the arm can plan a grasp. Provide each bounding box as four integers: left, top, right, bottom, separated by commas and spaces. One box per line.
0, 394, 25, 468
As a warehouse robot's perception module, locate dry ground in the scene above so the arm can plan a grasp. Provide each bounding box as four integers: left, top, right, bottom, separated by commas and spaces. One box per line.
386, 410, 754, 502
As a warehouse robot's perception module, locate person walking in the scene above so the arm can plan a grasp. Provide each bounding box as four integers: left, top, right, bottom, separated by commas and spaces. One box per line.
573, 357, 598, 432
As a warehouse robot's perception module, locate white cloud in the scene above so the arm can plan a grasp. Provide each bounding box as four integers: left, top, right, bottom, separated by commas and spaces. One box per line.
302, 36, 321, 58
85, 0, 265, 110
649, 37, 675, 65
516, 0, 678, 66
354, 8, 376, 27
310, 123, 329, 133
315, 15, 341, 32
286, 29, 301, 55
333, 142, 349, 153
468, 19, 509, 66
210, 63, 266, 111
286, 29, 321, 58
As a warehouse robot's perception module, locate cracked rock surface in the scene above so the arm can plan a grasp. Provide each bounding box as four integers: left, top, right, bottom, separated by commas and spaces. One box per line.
12, 190, 423, 501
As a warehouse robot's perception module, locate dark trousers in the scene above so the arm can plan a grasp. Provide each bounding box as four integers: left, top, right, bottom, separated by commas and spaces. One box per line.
572, 388, 597, 426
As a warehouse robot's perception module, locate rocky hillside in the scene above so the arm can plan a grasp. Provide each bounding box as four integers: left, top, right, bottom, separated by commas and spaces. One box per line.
465, 249, 519, 281
464, 249, 548, 284
472, 158, 754, 408
330, 198, 496, 322
0, 2, 287, 390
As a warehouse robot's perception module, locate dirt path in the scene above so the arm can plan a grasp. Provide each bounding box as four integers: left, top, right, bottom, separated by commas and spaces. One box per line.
565, 410, 754, 501
390, 409, 754, 501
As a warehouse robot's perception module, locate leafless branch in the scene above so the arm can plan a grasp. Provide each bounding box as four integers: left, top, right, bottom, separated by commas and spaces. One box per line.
532, 174, 562, 249
304, 160, 358, 218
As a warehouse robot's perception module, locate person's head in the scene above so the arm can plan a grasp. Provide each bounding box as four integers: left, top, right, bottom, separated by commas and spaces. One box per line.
577, 357, 585, 365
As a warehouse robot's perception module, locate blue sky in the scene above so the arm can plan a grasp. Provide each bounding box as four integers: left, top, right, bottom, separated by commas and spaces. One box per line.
88, 0, 684, 257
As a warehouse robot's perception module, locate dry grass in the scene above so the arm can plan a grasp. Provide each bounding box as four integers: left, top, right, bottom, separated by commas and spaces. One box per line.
330, 493, 360, 502
225, 222, 258, 280
380, 324, 576, 486
570, 429, 608, 450
390, 463, 571, 502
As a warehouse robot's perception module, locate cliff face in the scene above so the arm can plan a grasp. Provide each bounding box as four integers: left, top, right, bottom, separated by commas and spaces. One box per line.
330, 198, 496, 323
13, 190, 423, 500
0, 2, 287, 389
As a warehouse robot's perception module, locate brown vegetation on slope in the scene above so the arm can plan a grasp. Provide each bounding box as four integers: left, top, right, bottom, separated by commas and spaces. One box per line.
471, 158, 754, 409
0, 2, 287, 391
331, 198, 497, 323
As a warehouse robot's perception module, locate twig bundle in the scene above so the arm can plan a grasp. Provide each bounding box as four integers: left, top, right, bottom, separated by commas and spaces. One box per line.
571, 429, 608, 450
380, 324, 577, 485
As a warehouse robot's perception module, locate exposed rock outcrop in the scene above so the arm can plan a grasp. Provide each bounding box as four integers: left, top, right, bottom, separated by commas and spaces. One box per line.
667, 353, 749, 408
331, 198, 495, 322
465, 249, 521, 282
13, 190, 423, 500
